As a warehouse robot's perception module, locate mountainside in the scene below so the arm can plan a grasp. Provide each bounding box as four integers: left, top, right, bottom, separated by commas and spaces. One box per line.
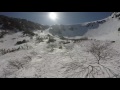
1, 12, 120, 78
84, 12, 120, 40
48, 12, 120, 40
49, 19, 106, 37
1, 13, 120, 40
0, 15, 49, 32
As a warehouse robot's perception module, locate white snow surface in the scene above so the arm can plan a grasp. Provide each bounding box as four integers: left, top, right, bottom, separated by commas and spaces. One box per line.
0, 13, 120, 78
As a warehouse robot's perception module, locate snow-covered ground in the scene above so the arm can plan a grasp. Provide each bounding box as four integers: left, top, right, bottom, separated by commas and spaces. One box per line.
0, 12, 120, 78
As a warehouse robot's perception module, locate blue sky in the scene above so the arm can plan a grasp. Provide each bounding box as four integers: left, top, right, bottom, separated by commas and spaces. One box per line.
0, 12, 112, 25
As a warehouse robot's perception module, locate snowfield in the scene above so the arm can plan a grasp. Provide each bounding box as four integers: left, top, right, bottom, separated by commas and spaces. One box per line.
1, 12, 120, 78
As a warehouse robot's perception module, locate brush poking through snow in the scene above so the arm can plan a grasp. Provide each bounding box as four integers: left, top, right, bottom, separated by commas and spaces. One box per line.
0, 13, 120, 78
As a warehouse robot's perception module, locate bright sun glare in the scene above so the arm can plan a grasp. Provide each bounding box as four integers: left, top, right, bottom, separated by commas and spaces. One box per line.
49, 12, 57, 21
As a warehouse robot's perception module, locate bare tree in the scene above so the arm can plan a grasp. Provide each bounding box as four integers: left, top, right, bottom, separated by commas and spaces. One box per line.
1, 68, 13, 78
35, 36, 44, 43
8, 56, 32, 70
87, 41, 118, 64
61, 41, 120, 78
8, 60, 24, 70
62, 60, 120, 78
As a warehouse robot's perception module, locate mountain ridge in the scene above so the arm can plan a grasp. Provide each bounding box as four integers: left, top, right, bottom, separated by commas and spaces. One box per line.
47, 12, 120, 41
0, 15, 49, 32
1, 12, 120, 41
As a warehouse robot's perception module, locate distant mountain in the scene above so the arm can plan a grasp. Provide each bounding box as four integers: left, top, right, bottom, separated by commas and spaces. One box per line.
48, 17, 107, 37
84, 12, 120, 40
0, 15, 49, 32
48, 12, 120, 40
1, 12, 120, 41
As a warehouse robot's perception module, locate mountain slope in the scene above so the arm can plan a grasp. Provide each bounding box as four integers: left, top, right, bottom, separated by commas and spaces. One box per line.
48, 12, 120, 41
0, 15, 49, 31
48, 18, 107, 37
1, 12, 120, 78
84, 13, 120, 40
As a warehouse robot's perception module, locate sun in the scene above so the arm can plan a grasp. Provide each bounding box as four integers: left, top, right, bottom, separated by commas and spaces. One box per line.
49, 12, 57, 21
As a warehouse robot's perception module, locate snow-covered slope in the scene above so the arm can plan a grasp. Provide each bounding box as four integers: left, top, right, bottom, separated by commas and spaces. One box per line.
49, 19, 106, 37
1, 30, 120, 78
85, 13, 120, 40
48, 12, 120, 41
1, 12, 120, 78
0, 15, 49, 31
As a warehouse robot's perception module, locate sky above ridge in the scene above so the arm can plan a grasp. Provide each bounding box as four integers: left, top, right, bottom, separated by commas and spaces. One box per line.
0, 12, 112, 25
